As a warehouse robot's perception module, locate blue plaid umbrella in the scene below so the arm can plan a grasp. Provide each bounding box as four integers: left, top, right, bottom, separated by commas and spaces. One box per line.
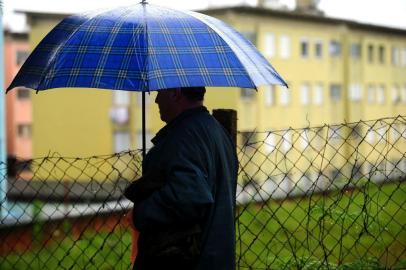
7, 2, 287, 92
6, 1, 287, 156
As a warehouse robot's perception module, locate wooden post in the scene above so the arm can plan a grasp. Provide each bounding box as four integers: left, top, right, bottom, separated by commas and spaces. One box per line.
212, 109, 237, 145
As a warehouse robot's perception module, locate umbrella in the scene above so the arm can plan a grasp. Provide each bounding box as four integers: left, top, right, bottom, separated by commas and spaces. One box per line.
7, 0, 288, 157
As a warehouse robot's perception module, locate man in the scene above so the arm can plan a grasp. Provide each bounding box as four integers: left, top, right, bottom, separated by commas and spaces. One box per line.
129, 87, 238, 270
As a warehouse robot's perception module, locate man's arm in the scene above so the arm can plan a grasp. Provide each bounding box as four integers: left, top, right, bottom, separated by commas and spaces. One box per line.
132, 153, 214, 231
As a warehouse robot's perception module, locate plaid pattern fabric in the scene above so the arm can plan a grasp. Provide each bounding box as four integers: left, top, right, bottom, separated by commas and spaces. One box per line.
7, 4, 287, 92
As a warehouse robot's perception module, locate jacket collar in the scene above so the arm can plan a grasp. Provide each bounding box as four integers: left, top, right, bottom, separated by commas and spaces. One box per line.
151, 106, 208, 145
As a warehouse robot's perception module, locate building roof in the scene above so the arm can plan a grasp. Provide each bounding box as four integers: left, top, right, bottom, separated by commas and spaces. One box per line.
18, 5, 406, 36
201, 6, 406, 36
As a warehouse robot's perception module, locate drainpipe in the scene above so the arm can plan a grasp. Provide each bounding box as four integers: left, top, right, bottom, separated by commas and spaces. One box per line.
0, 4, 7, 219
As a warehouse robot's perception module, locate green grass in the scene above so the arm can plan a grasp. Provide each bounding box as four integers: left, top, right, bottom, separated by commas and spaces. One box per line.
1, 230, 132, 270
237, 181, 406, 269
1, 181, 405, 269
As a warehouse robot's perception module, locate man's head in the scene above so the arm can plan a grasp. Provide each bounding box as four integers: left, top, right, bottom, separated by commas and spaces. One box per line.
155, 87, 206, 123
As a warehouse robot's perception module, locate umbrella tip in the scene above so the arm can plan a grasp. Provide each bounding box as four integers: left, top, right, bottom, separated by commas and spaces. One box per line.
140, 0, 148, 4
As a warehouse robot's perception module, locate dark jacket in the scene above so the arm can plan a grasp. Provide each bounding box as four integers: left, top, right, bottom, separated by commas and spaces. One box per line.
132, 106, 238, 270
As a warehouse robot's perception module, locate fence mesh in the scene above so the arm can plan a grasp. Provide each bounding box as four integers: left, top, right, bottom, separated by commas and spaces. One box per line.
1, 116, 406, 269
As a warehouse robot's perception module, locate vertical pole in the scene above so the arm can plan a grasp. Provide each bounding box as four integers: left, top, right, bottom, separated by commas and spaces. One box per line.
0, 6, 6, 219
212, 109, 237, 145
142, 92, 146, 159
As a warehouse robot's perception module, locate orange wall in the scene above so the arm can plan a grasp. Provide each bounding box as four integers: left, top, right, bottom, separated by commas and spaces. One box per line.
4, 33, 32, 159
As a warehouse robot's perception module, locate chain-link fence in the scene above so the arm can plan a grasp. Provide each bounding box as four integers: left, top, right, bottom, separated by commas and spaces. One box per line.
1, 116, 406, 269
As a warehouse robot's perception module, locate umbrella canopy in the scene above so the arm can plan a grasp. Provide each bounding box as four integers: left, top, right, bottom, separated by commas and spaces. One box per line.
7, 2, 287, 92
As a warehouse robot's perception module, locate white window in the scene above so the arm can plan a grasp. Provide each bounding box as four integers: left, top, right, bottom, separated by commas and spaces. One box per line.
377, 85, 385, 104
349, 84, 362, 101
377, 127, 387, 142
279, 87, 290, 106
402, 48, 406, 67
330, 84, 341, 102
241, 88, 256, 100
402, 85, 406, 103
392, 85, 400, 104
330, 40, 341, 57
136, 131, 153, 150
113, 91, 130, 106
264, 85, 275, 106
391, 124, 401, 142
315, 40, 323, 58
366, 129, 375, 143
367, 85, 375, 103
313, 83, 323, 105
279, 35, 291, 59
264, 33, 275, 58
392, 47, 400, 66
368, 44, 374, 63
300, 38, 309, 58
300, 129, 310, 149
282, 131, 292, 152
114, 131, 130, 153
264, 132, 276, 153
328, 127, 341, 141
350, 43, 361, 59
300, 83, 311, 105
137, 92, 152, 105
17, 124, 32, 138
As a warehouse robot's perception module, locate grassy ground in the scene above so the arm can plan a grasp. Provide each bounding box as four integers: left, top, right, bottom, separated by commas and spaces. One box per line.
1, 181, 405, 270
237, 180, 406, 269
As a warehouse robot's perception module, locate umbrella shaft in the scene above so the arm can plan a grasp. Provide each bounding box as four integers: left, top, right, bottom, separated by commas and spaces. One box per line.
142, 92, 146, 159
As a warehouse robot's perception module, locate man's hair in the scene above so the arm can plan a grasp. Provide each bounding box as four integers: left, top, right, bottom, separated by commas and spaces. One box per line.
179, 87, 206, 101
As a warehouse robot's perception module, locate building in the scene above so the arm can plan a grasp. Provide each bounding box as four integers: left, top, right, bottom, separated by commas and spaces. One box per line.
15, 4, 406, 184
4, 30, 31, 167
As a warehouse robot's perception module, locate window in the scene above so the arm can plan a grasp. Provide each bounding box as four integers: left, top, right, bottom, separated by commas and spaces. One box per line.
17, 88, 30, 100
136, 131, 153, 150
402, 85, 406, 103
279, 35, 291, 59
281, 130, 292, 152
279, 86, 290, 106
330, 84, 341, 102
402, 48, 406, 66
315, 40, 323, 58
366, 129, 375, 143
328, 126, 341, 141
300, 129, 310, 149
17, 124, 32, 138
379, 45, 385, 64
367, 85, 375, 103
137, 92, 152, 105
350, 43, 361, 59
368, 44, 374, 63
264, 132, 276, 153
264, 33, 275, 58
241, 31, 257, 46
241, 88, 256, 100
313, 83, 323, 105
377, 85, 385, 104
300, 83, 310, 105
114, 131, 130, 153
349, 84, 362, 101
392, 47, 400, 66
329, 40, 341, 57
16, 50, 29, 66
264, 85, 275, 106
300, 39, 309, 58
113, 91, 130, 106
392, 85, 400, 104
